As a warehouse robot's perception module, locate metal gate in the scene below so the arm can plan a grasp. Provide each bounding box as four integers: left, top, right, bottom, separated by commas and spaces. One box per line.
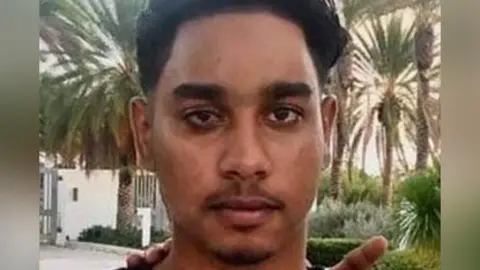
40, 167, 58, 244
134, 172, 170, 232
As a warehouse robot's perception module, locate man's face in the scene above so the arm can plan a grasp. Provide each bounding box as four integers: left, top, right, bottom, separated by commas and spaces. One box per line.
131, 12, 336, 265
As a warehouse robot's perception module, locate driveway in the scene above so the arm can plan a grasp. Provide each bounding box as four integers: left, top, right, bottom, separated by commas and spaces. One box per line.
40, 245, 127, 270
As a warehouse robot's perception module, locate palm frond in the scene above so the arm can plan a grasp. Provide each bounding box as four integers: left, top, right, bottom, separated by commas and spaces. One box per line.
354, 14, 415, 81
347, 13, 421, 171
40, 0, 147, 173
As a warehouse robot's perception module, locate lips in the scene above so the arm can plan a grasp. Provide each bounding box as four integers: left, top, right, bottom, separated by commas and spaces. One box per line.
208, 196, 282, 228
209, 196, 281, 211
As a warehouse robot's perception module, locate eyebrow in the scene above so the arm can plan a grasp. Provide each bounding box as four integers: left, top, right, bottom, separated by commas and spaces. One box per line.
172, 83, 226, 101
264, 82, 313, 100
171, 81, 312, 103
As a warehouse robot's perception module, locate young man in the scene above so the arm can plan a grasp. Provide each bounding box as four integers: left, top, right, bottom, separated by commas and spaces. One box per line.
124, 0, 388, 269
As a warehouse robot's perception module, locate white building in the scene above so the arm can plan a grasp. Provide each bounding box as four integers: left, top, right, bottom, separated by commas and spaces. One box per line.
40, 153, 169, 243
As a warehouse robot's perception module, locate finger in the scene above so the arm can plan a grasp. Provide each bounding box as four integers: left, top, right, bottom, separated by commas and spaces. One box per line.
305, 258, 312, 268
330, 236, 388, 270
145, 239, 173, 264
145, 245, 166, 264
126, 253, 147, 267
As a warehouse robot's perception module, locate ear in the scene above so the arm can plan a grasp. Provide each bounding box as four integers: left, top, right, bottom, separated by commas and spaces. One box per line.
129, 96, 154, 171
320, 95, 338, 167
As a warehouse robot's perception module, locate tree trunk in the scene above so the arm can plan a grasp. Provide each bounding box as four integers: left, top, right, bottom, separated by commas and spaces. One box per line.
414, 21, 434, 171
329, 36, 352, 199
347, 128, 363, 182
116, 156, 135, 230
381, 127, 394, 207
329, 100, 346, 199
415, 72, 430, 171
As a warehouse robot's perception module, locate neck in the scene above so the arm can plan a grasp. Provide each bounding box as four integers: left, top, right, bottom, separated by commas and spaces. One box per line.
154, 225, 308, 270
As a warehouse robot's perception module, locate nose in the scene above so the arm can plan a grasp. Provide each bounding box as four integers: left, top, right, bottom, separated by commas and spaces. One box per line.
218, 121, 272, 181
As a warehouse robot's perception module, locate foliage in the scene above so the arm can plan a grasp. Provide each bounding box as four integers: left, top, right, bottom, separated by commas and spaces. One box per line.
320, 169, 383, 206
350, 13, 424, 205
372, 249, 438, 270
308, 198, 394, 241
40, 0, 150, 229
327, 0, 423, 200
78, 225, 170, 249
307, 238, 435, 269
40, 0, 148, 172
392, 166, 440, 252
342, 171, 383, 205
307, 238, 364, 267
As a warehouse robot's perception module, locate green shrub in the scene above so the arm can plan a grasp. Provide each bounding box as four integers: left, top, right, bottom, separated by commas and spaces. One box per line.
319, 169, 382, 206
308, 199, 394, 241
372, 250, 439, 270
342, 172, 383, 206
392, 167, 441, 252
307, 238, 438, 269
309, 199, 350, 238
78, 225, 169, 248
307, 238, 364, 267
342, 209, 393, 240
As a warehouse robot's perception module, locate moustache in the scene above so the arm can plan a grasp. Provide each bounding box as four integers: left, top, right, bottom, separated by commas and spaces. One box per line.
203, 183, 285, 211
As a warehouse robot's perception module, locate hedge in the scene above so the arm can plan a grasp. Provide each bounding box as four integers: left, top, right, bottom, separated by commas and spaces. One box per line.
307, 238, 438, 269
372, 250, 427, 270
78, 225, 169, 249
307, 238, 364, 266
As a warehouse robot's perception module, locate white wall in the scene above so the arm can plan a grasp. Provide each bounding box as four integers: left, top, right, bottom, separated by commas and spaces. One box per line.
57, 169, 119, 240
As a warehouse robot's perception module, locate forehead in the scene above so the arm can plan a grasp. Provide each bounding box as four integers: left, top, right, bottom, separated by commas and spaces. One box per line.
157, 12, 320, 97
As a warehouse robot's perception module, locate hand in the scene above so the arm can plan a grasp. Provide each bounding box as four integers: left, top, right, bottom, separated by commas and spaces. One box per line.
126, 236, 388, 270
126, 238, 172, 267
329, 236, 388, 270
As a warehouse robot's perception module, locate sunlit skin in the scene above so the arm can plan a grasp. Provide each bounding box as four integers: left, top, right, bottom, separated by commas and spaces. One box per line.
130, 12, 337, 270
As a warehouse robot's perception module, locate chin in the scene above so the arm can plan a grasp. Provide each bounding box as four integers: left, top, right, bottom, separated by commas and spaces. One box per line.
211, 244, 275, 266
208, 232, 277, 262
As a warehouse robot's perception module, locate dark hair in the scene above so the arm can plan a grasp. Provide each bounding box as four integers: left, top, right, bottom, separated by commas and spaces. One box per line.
136, 0, 348, 93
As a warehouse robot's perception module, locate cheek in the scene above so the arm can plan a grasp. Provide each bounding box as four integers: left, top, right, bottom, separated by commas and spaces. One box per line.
270, 134, 322, 211
152, 127, 218, 219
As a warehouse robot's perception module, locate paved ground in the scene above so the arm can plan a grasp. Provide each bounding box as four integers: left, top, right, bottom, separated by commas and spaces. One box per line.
40, 245, 126, 270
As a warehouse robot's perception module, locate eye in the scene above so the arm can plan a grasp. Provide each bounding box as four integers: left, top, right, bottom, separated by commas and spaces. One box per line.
184, 109, 223, 129
266, 106, 303, 125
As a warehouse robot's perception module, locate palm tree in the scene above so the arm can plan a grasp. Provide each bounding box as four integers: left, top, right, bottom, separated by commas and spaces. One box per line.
40, 72, 81, 168
412, 0, 440, 171
327, 0, 356, 200
351, 14, 418, 206
40, 0, 148, 230
328, 0, 419, 199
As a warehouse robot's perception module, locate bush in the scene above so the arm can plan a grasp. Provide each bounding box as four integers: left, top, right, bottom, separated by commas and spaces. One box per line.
342, 172, 383, 206
78, 225, 169, 248
372, 250, 439, 270
307, 238, 364, 266
309, 198, 350, 238
307, 238, 437, 269
308, 199, 394, 241
319, 169, 382, 206
342, 209, 392, 240
392, 167, 441, 252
